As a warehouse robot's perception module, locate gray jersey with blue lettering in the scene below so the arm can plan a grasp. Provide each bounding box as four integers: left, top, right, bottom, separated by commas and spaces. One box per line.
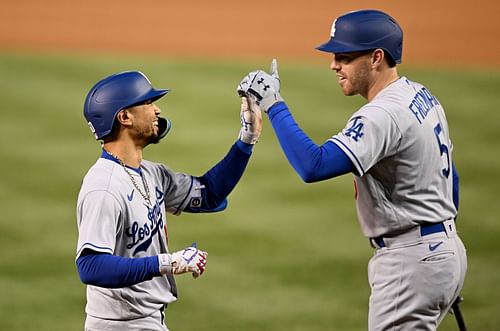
330, 77, 456, 238
76, 157, 202, 320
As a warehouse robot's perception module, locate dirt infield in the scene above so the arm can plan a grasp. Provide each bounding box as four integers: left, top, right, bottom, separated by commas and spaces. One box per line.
0, 0, 499, 67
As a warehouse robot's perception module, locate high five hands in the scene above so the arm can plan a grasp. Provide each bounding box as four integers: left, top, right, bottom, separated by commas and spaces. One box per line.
237, 59, 284, 113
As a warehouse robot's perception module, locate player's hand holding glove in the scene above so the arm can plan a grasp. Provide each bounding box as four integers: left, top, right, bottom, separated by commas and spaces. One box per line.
237, 59, 284, 113
158, 244, 208, 278
238, 96, 262, 144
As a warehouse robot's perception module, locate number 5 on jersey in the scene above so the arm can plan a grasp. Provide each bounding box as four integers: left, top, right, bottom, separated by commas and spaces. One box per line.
433, 122, 451, 178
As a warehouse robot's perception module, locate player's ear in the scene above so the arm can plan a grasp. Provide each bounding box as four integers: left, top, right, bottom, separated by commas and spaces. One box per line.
116, 109, 133, 126
371, 49, 385, 67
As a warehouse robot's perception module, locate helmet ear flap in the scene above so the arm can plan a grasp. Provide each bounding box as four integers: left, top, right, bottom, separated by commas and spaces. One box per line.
156, 117, 171, 142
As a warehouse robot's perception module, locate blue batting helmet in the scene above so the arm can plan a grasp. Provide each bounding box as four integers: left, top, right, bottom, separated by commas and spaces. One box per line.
316, 9, 403, 64
84, 71, 171, 140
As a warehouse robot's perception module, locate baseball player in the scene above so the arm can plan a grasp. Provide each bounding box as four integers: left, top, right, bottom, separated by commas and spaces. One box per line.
76, 71, 261, 330
237, 9, 467, 330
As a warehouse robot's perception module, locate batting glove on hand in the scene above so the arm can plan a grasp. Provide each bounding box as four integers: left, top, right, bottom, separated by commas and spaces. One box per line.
238, 96, 262, 144
237, 59, 284, 113
159, 244, 208, 278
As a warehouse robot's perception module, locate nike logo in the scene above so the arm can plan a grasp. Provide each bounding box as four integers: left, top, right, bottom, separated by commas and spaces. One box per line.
428, 241, 444, 251
127, 190, 135, 202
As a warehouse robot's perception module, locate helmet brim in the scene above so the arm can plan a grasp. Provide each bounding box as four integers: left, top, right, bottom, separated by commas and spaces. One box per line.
125, 88, 170, 109
316, 37, 374, 54
316, 38, 337, 53
315, 38, 401, 64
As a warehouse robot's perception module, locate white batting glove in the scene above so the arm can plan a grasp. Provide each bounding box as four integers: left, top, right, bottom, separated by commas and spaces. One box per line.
238, 96, 262, 144
237, 59, 284, 113
158, 244, 208, 278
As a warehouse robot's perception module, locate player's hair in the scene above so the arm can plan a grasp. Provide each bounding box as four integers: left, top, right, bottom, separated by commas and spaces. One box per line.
352, 49, 397, 68
384, 50, 397, 68
103, 119, 121, 143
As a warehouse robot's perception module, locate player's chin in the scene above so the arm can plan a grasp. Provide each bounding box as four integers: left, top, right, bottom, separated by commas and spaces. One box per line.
340, 85, 357, 97
141, 128, 160, 145
149, 132, 161, 145
338, 81, 351, 96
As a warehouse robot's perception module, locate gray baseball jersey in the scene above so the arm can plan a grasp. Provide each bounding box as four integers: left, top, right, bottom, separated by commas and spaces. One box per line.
330, 77, 456, 238
76, 155, 202, 320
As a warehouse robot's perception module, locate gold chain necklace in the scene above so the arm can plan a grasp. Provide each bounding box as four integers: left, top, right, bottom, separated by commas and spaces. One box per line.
105, 150, 152, 206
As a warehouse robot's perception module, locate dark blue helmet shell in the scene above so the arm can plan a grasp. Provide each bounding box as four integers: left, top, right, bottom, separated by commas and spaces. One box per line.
316, 9, 403, 64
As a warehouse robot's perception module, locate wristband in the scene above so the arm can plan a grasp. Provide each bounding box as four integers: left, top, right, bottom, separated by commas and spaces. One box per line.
158, 253, 173, 275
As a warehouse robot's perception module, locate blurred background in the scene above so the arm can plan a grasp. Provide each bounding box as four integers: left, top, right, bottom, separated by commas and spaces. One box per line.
0, 0, 499, 330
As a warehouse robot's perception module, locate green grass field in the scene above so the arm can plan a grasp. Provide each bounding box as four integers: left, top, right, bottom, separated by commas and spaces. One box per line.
0, 52, 499, 330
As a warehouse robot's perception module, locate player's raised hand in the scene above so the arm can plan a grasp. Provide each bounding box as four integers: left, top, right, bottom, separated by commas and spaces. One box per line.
236, 58, 284, 113
238, 96, 262, 144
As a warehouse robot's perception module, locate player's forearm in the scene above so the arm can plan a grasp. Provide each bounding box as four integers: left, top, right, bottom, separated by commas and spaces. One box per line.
197, 141, 252, 210
267, 102, 354, 182
76, 252, 160, 288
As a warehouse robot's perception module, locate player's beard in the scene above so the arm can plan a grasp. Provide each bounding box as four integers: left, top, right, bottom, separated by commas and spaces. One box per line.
150, 132, 161, 144
136, 122, 159, 146
341, 61, 371, 97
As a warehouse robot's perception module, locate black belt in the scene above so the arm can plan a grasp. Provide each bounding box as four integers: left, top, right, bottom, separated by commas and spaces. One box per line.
371, 222, 446, 248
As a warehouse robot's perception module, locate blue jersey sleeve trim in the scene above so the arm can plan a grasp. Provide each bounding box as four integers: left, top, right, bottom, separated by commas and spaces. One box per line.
76, 252, 160, 288
186, 199, 228, 213
76, 243, 114, 260
329, 137, 365, 175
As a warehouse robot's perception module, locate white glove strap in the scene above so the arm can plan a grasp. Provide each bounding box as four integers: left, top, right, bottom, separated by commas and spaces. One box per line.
158, 253, 173, 275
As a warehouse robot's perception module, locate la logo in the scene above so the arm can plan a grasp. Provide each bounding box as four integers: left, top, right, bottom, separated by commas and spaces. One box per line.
344, 116, 364, 142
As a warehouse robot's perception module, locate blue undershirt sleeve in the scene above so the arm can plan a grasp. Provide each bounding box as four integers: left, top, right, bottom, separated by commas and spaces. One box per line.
188, 140, 252, 212
267, 102, 355, 182
76, 251, 160, 288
